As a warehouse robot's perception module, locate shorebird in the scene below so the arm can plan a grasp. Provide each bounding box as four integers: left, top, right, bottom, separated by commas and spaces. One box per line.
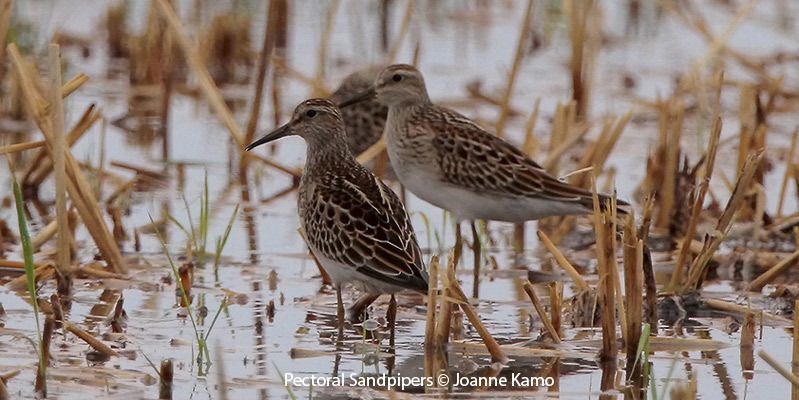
339, 64, 626, 273
245, 98, 428, 337
329, 67, 388, 157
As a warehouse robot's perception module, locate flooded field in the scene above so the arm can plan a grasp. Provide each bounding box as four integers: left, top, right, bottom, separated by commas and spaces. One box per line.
2, 0, 799, 399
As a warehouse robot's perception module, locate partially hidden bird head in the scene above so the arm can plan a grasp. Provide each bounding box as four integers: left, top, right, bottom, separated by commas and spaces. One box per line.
244, 98, 346, 151
338, 64, 430, 108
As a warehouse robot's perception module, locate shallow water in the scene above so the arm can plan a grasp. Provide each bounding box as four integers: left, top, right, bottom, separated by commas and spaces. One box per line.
2, 0, 799, 399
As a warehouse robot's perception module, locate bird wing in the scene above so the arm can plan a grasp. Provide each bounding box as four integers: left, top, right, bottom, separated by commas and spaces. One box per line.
425, 106, 598, 205
306, 168, 428, 292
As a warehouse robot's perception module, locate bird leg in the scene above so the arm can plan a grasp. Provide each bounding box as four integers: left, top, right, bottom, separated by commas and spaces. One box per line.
453, 220, 463, 269
336, 285, 345, 341
471, 220, 481, 299
387, 294, 397, 348
347, 293, 380, 323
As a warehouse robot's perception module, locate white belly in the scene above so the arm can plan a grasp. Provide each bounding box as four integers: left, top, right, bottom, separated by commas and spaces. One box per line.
308, 244, 405, 294
392, 162, 587, 222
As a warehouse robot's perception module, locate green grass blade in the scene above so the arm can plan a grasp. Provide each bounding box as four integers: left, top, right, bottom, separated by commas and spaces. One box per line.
181, 194, 198, 255
272, 362, 297, 400
149, 213, 205, 361
214, 204, 240, 270
167, 214, 192, 240
12, 177, 41, 347
198, 171, 209, 263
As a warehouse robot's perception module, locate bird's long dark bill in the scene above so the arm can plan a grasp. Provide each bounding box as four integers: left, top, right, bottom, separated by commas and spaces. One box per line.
337, 87, 376, 108
244, 122, 292, 151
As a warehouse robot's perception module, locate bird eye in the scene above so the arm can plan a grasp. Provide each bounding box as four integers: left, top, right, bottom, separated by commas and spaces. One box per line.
392, 74, 403, 82
305, 110, 317, 118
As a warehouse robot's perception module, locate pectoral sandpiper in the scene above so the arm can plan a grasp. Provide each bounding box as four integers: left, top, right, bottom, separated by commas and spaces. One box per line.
330, 67, 388, 157
245, 98, 428, 337
340, 64, 627, 275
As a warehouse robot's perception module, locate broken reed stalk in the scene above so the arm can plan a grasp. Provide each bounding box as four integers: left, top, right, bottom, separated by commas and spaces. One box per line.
63, 321, 118, 357
0, 375, 7, 400
59, 74, 89, 99
241, 0, 277, 171
741, 311, 755, 348
313, 0, 340, 97
549, 282, 562, 337
494, 0, 534, 138
778, 127, 798, 218
759, 350, 799, 388
356, 136, 388, 166
747, 247, 799, 292
703, 299, 791, 325
423, 255, 439, 381
159, 359, 173, 400
154, 0, 295, 179
536, 229, 590, 291
522, 98, 541, 157
685, 151, 763, 291
623, 213, 643, 374
570, 111, 633, 189
7, 44, 127, 274
522, 282, 561, 343
6, 264, 54, 292
386, 0, 415, 63
638, 193, 655, 242
669, 116, 721, 290
0, 0, 11, 72
154, 0, 242, 146
0, 141, 45, 155
656, 100, 685, 231
35, 315, 55, 396
447, 262, 507, 364
434, 251, 456, 346
271, 57, 330, 97
793, 300, 799, 400
49, 44, 72, 296
24, 104, 100, 189
591, 176, 617, 360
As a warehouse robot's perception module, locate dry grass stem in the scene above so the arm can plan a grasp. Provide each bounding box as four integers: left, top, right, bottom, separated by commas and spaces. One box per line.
64, 321, 118, 357
49, 44, 72, 287
434, 252, 455, 346
494, 0, 534, 138
24, 104, 100, 189
685, 151, 763, 290
793, 300, 799, 400
670, 117, 721, 290
703, 299, 791, 325
242, 0, 278, 169
448, 270, 507, 364
387, 0, 415, 63
155, 0, 294, 181
0, 0, 11, 71
423, 255, 439, 381
759, 350, 799, 388
59, 73, 89, 99
313, 0, 340, 97
536, 229, 589, 291
272, 57, 330, 97
0, 141, 45, 155
778, 127, 798, 218
522, 98, 541, 156
623, 213, 643, 369
8, 44, 127, 274
522, 282, 561, 343
747, 248, 799, 292
591, 175, 618, 360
